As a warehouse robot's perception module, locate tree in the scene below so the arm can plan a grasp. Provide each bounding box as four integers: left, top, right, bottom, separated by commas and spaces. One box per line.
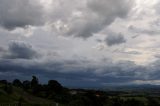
31, 76, 39, 88
47, 80, 63, 94
124, 99, 145, 106
13, 79, 22, 87
31, 76, 42, 95
22, 80, 31, 90
0, 80, 8, 84
112, 97, 124, 106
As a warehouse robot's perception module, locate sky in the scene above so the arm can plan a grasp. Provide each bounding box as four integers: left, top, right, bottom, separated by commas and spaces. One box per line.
0, 0, 160, 87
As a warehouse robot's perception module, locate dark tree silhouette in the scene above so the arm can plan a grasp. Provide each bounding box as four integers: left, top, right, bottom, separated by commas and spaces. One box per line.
124, 98, 145, 106
48, 80, 63, 94
0, 80, 8, 85
22, 80, 31, 90
13, 79, 22, 87
31, 76, 39, 88
31, 76, 41, 95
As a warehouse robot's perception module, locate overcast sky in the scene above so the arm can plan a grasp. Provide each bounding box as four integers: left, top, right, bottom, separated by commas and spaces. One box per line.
0, 0, 160, 87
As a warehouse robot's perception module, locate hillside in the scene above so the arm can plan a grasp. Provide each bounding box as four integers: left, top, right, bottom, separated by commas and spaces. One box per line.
0, 83, 54, 104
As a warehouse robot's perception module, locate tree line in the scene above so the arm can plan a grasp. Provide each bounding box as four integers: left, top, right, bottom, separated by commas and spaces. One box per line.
0, 76, 160, 106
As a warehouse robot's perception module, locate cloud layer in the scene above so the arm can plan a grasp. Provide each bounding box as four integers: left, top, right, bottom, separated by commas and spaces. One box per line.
64, 0, 133, 38
0, 0, 44, 30
105, 33, 126, 46
1, 41, 38, 59
0, 0, 133, 38
0, 0, 160, 87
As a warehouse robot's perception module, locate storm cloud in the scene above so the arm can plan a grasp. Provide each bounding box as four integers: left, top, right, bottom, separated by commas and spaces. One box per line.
0, 0, 44, 30
2, 41, 38, 59
0, 56, 159, 87
0, 0, 133, 39
128, 25, 160, 36
105, 33, 126, 46
65, 0, 133, 38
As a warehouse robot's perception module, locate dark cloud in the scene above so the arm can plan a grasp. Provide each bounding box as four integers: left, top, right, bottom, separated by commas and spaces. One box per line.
0, 0, 44, 30
128, 25, 160, 35
124, 51, 141, 55
64, 0, 133, 38
96, 39, 103, 42
3, 41, 38, 59
132, 35, 139, 39
0, 59, 99, 86
0, 57, 157, 87
154, 54, 160, 58
105, 33, 126, 46
0, 46, 6, 52
87, 0, 131, 18
0, 0, 133, 39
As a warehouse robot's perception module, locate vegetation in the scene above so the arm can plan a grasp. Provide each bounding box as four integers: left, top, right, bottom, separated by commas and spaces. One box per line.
0, 76, 160, 106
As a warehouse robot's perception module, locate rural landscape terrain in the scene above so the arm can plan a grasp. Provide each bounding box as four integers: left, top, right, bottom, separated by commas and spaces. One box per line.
0, 76, 160, 106
1, 0, 160, 106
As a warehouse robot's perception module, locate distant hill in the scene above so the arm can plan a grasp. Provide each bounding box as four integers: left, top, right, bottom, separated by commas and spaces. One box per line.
104, 84, 160, 91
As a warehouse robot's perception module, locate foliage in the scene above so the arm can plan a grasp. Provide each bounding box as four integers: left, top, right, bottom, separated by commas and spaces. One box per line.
13, 79, 22, 87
